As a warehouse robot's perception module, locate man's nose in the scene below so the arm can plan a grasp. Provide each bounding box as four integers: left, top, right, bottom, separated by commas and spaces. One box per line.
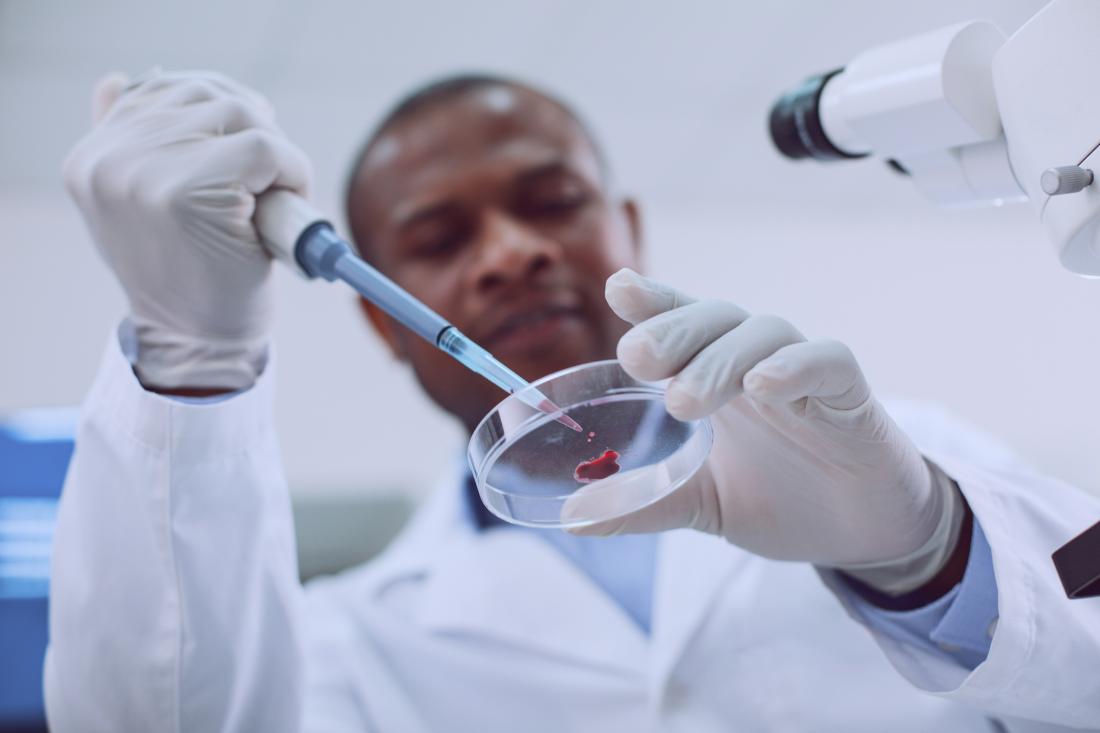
469, 210, 563, 294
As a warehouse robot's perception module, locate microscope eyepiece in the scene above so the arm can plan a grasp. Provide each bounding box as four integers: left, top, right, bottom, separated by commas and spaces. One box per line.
768, 68, 866, 162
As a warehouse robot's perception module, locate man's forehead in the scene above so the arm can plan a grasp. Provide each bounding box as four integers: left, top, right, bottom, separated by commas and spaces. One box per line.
354, 86, 601, 211
362, 86, 581, 169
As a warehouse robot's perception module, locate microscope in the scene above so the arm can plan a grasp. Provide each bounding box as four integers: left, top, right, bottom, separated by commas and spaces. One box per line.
767, 0, 1100, 598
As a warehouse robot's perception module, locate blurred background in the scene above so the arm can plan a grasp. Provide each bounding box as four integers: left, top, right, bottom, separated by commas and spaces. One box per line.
2, 0, 1097, 726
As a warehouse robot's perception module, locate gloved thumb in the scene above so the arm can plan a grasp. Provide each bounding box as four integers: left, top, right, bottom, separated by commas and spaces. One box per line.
561, 468, 719, 537
605, 268, 695, 325
91, 72, 129, 125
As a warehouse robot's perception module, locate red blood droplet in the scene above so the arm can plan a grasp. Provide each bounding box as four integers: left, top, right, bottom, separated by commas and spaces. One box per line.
574, 449, 621, 483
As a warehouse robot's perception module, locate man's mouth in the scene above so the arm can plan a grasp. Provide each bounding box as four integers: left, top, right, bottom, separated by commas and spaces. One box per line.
482, 304, 586, 354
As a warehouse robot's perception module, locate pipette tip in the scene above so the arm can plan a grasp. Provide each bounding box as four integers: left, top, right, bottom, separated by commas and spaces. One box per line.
559, 413, 584, 433
537, 398, 583, 432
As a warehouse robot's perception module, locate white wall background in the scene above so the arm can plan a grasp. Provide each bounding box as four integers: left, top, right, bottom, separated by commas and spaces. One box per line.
3, 0, 1096, 500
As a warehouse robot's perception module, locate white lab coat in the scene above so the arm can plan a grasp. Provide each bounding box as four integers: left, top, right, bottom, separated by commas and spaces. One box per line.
44, 333, 1100, 732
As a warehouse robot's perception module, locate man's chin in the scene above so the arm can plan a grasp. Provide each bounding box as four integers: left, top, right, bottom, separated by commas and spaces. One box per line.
505, 344, 614, 384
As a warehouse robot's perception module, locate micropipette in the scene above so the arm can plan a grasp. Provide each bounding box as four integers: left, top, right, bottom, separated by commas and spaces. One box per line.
254, 190, 582, 433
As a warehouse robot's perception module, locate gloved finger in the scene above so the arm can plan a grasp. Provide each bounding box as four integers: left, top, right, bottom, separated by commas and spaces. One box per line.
101, 71, 219, 121
124, 70, 278, 123
562, 469, 719, 536
92, 67, 166, 120
202, 127, 313, 196
617, 299, 749, 382
743, 339, 870, 411
158, 78, 230, 107
183, 97, 277, 136
91, 72, 129, 125
121, 66, 164, 91
664, 314, 805, 420
163, 69, 278, 119
125, 69, 234, 98
605, 268, 696, 325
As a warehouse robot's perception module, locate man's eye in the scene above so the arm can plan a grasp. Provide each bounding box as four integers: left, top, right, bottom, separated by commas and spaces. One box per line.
524, 191, 588, 217
413, 231, 464, 257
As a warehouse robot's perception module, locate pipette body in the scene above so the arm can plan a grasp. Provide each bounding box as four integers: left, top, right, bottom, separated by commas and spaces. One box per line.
289, 218, 583, 432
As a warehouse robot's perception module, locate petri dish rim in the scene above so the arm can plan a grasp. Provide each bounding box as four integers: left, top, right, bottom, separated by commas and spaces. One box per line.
468, 359, 713, 528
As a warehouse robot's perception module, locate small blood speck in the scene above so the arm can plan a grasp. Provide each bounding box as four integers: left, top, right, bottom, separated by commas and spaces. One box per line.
574, 449, 621, 482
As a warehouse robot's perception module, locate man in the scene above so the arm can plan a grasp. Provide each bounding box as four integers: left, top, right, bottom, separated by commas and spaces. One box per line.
47, 70, 1100, 731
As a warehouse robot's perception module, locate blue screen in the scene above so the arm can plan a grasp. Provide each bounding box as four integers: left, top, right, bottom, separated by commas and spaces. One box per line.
0, 409, 75, 730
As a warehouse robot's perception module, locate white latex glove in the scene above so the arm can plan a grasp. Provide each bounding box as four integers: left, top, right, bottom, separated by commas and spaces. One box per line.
570, 269, 964, 591
64, 69, 312, 390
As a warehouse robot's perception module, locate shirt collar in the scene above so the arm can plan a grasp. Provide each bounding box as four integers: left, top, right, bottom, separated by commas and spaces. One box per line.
464, 472, 508, 531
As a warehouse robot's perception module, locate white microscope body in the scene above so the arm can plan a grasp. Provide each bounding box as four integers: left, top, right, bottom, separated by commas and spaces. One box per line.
769, 0, 1100, 276
770, 0, 1100, 599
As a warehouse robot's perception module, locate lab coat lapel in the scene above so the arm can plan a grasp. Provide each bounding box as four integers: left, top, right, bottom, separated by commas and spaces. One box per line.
410, 475, 649, 676
651, 528, 751, 679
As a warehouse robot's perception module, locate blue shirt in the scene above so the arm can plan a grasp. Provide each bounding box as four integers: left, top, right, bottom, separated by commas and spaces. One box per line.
836, 519, 999, 669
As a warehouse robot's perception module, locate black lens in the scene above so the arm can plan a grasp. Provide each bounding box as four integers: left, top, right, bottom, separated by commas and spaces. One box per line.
768, 68, 867, 162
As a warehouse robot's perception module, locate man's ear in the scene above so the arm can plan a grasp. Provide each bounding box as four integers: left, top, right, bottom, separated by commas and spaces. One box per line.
358, 297, 407, 360
621, 197, 643, 258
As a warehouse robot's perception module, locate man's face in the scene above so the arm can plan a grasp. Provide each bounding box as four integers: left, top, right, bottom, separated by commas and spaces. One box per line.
348, 85, 642, 431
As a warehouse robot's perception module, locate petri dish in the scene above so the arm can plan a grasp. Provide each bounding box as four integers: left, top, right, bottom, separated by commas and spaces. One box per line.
468, 359, 713, 529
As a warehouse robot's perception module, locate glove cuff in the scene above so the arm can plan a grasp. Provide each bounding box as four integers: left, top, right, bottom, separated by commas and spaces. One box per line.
128, 319, 270, 391
835, 460, 967, 596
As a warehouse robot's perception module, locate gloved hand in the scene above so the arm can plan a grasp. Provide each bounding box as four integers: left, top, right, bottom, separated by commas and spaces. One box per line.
570, 269, 966, 593
64, 69, 312, 391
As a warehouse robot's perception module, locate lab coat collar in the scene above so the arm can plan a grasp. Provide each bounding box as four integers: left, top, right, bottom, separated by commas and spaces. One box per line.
374, 460, 750, 680
650, 528, 752, 684
418, 525, 651, 675
418, 461, 650, 674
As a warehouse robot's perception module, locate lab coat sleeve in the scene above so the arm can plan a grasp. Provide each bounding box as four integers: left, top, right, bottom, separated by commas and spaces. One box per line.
44, 328, 305, 733
825, 403, 1100, 729
835, 517, 999, 671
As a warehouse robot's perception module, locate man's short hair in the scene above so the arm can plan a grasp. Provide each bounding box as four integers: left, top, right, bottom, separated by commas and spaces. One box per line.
343, 73, 609, 259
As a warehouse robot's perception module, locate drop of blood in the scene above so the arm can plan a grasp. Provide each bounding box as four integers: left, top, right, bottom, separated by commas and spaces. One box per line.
574, 449, 621, 482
